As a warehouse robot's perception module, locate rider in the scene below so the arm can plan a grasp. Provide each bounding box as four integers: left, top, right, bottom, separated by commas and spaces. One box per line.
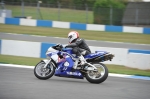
65, 31, 91, 66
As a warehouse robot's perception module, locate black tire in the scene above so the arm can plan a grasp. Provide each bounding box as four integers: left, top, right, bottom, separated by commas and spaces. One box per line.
85, 63, 108, 84
34, 61, 55, 80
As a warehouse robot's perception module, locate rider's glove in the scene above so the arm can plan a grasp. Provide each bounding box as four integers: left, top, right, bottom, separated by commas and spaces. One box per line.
62, 44, 68, 48
64, 44, 68, 48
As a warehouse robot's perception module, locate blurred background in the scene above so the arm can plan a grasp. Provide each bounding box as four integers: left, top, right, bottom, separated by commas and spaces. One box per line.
0, 0, 150, 27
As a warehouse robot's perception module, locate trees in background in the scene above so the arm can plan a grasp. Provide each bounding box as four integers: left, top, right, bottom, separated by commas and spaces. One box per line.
93, 0, 127, 25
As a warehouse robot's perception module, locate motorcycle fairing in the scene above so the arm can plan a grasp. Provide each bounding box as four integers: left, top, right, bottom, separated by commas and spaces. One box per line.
55, 56, 84, 79
85, 51, 108, 59
62, 48, 73, 54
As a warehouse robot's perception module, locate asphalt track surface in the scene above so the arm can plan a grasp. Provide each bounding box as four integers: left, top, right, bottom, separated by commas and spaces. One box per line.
0, 33, 150, 50
0, 66, 150, 99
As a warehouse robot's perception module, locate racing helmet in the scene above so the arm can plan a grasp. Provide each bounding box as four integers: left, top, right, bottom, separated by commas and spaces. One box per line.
68, 31, 79, 43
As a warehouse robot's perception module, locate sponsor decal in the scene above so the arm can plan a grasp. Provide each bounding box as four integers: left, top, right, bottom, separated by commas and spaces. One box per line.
90, 53, 100, 56
63, 67, 68, 71
64, 61, 69, 67
67, 72, 81, 76
56, 66, 61, 70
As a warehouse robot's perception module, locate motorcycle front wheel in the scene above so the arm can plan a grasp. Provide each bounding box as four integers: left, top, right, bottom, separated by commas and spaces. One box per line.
85, 63, 108, 84
34, 60, 55, 80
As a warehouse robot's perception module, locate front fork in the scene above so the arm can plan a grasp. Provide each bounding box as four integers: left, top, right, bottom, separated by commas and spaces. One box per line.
42, 59, 52, 69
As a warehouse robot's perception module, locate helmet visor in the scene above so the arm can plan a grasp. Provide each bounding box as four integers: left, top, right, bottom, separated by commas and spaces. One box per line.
68, 35, 72, 39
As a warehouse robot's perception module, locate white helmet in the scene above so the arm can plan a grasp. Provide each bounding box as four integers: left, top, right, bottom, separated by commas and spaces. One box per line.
68, 31, 79, 43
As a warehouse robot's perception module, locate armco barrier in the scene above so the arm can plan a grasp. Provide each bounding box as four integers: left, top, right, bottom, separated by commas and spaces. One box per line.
0, 39, 150, 70
5, 17, 20, 25
1, 40, 41, 58
127, 53, 150, 70
0, 17, 150, 34
127, 49, 150, 70
129, 49, 150, 54
0, 39, 1, 54
89, 46, 128, 66
40, 42, 55, 58
105, 25, 123, 32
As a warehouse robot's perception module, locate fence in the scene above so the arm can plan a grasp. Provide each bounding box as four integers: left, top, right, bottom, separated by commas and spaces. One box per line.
0, 1, 150, 26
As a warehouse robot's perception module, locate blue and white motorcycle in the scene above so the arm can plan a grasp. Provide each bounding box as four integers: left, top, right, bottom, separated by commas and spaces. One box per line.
34, 44, 114, 84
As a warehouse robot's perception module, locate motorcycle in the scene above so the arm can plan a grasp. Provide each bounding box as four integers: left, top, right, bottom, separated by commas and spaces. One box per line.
34, 44, 114, 84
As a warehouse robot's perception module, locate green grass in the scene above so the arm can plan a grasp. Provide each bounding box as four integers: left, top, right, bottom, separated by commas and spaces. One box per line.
0, 54, 150, 76
6, 5, 93, 24
1, 24, 150, 44
0, 55, 42, 66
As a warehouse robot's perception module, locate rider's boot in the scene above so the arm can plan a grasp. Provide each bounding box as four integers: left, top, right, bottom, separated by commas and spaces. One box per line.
72, 59, 79, 70
79, 55, 87, 66
73, 55, 87, 70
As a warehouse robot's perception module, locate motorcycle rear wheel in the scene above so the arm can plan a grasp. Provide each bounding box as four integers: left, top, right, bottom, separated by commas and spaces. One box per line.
85, 63, 108, 84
